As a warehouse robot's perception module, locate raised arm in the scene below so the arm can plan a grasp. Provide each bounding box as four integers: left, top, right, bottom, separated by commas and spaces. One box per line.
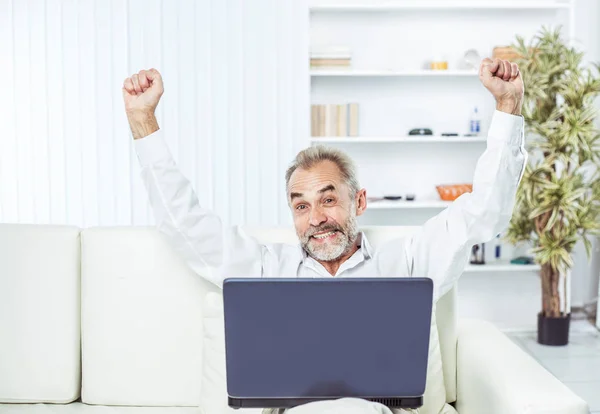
407, 58, 528, 301
122, 69, 263, 288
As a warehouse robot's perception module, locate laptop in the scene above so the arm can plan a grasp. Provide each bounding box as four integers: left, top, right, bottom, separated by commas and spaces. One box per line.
222, 277, 433, 410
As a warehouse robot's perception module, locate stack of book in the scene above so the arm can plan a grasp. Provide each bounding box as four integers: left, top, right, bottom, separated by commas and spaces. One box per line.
311, 103, 359, 137
310, 46, 351, 68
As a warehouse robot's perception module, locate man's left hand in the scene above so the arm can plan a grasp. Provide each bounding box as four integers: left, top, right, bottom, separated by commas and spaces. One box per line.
479, 58, 524, 116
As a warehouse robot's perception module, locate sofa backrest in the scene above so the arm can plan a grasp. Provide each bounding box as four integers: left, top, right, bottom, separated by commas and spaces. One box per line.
79, 226, 220, 406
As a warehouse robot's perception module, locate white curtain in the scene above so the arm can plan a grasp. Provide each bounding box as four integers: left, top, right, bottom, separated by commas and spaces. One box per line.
0, 0, 309, 228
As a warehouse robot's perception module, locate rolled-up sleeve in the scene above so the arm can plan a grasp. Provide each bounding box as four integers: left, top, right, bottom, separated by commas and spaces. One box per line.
406, 110, 528, 301
134, 130, 263, 288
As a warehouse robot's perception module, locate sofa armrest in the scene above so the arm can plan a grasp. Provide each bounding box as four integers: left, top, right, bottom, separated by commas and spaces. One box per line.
455, 319, 588, 414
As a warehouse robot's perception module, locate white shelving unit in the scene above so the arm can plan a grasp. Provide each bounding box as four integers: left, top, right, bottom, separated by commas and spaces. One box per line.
310, 2, 571, 12
309, 0, 574, 267
465, 261, 541, 273
311, 70, 479, 77
367, 200, 451, 209
311, 136, 487, 144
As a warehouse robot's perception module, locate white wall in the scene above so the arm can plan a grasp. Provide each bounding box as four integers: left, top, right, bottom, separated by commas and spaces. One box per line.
0, 0, 309, 229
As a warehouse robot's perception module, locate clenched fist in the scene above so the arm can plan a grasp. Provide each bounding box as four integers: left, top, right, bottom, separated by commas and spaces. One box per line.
123, 69, 163, 139
479, 58, 524, 116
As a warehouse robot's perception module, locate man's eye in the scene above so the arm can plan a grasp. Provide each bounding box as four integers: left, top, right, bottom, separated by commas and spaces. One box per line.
296, 205, 306, 210
325, 198, 334, 203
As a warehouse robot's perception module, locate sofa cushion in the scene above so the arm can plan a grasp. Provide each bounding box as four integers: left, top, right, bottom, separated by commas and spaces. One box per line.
0, 224, 81, 403
80, 227, 219, 406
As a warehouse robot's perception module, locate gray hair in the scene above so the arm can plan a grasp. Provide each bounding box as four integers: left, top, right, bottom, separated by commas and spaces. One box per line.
285, 145, 360, 201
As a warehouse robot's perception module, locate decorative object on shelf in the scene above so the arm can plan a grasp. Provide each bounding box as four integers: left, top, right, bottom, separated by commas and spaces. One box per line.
310, 45, 351, 68
367, 196, 385, 203
435, 184, 473, 201
461, 49, 481, 70
441, 132, 458, 137
429, 55, 448, 70
383, 195, 402, 200
469, 106, 481, 136
510, 256, 534, 265
505, 27, 600, 346
408, 128, 433, 136
470, 243, 485, 265
492, 45, 521, 62
494, 234, 502, 260
311, 103, 359, 136
405, 194, 415, 201
493, 45, 539, 62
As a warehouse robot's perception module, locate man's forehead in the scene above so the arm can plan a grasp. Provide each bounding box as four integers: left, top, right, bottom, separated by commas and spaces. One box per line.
288, 163, 344, 195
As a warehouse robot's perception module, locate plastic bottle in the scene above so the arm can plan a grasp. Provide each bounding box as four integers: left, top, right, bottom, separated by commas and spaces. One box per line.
495, 234, 502, 261
469, 106, 481, 136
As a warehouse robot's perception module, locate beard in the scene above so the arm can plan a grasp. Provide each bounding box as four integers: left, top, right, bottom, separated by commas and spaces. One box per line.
299, 210, 359, 262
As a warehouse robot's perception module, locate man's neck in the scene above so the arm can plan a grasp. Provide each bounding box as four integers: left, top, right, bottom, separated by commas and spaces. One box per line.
315, 236, 361, 276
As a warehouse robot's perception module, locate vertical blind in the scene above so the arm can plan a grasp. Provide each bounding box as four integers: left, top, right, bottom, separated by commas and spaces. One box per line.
0, 0, 309, 228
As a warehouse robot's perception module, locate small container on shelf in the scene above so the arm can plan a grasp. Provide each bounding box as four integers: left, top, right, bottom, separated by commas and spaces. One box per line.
429, 54, 448, 70
469, 106, 481, 136
430, 60, 448, 70
436, 184, 473, 201
470, 243, 485, 265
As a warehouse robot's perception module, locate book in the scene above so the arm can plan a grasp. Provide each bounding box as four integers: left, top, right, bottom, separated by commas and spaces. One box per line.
319, 105, 327, 137
311, 105, 317, 137
349, 103, 358, 137
327, 104, 337, 136
310, 58, 352, 67
337, 104, 348, 136
310, 103, 359, 137
310, 58, 351, 66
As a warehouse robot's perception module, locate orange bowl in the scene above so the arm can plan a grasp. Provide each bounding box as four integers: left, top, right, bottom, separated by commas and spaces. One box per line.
436, 184, 473, 201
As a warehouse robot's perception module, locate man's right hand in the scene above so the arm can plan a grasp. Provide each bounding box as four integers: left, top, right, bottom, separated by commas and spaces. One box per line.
123, 69, 164, 139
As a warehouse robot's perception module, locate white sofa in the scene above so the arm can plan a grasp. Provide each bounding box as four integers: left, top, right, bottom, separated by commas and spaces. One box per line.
0, 223, 589, 414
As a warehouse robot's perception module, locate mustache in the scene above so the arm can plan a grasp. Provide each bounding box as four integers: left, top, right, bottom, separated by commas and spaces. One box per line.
306, 225, 342, 238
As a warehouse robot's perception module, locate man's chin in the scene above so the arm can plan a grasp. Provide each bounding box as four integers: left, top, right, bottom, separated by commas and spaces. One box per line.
306, 243, 347, 262
308, 251, 343, 262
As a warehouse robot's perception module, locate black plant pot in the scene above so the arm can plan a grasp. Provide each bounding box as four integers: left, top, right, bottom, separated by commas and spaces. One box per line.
537, 312, 571, 346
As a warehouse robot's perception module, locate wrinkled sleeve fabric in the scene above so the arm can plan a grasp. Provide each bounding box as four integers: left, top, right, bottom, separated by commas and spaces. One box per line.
133, 129, 263, 288
406, 110, 527, 301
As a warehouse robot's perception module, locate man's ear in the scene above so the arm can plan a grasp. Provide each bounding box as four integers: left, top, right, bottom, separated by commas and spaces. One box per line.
355, 188, 367, 216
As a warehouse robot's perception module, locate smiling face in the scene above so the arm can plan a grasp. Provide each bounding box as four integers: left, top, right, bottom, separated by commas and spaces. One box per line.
288, 160, 366, 262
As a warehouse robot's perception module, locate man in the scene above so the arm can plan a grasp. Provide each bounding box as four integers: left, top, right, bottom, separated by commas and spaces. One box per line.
122, 58, 526, 414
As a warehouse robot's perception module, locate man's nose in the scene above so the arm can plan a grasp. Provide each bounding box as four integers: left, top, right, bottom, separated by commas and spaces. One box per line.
309, 206, 327, 227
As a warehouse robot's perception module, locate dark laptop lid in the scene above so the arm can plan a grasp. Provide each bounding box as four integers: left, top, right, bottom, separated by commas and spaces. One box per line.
222, 277, 433, 408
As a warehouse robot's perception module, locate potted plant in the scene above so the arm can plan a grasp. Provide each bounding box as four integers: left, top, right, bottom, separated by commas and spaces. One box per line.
505, 27, 600, 346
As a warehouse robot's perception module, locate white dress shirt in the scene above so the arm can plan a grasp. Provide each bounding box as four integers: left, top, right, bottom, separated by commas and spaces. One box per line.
133, 110, 526, 303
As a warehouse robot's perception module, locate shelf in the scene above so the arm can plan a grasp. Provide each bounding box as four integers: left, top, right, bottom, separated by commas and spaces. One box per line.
311, 136, 486, 143
367, 200, 451, 209
310, 2, 571, 12
311, 70, 478, 77
465, 261, 541, 273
